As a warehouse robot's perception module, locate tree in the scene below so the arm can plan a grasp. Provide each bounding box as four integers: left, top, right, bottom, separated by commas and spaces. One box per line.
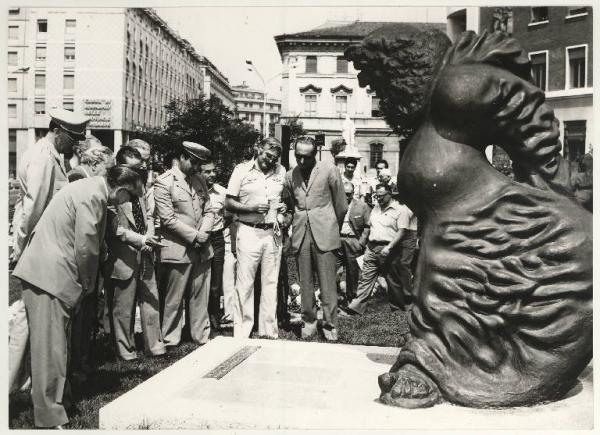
282, 115, 306, 143
134, 95, 260, 185
330, 138, 346, 157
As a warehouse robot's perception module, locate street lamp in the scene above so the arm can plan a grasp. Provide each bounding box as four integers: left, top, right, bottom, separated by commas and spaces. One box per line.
10, 67, 31, 130
245, 60, 268, 137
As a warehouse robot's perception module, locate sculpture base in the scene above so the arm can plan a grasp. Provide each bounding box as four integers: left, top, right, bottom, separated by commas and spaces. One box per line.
99, 337, 592, 430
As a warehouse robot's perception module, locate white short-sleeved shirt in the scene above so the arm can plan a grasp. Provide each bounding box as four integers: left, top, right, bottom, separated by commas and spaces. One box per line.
208, 183, 227, 231
369, 200, 417, 242
226, 160, 286, 224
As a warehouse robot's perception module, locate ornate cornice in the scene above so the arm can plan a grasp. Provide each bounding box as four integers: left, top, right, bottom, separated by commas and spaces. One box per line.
330, 84, 353, 94
299, 84, 322, 94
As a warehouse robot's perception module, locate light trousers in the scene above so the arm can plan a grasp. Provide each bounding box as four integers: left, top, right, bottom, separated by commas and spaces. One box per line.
22, 282, 71, 428
222, 232, 237, 319
160, 260, 211, 346
106, 254, 166, 359
233, 223, 282, 339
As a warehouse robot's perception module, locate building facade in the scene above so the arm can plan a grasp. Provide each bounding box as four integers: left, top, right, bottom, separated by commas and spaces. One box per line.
7, 7, 232, 172
201, 57, 235, 109
448, 6, 593, 164
233, 82, 281, 137
274, 20, 446, 176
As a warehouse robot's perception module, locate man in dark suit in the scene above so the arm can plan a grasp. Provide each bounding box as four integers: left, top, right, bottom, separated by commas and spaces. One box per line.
338, 181, 371, 305
283, 136, 347, 341
104, 145, 166, 360
13, 166, 142, 428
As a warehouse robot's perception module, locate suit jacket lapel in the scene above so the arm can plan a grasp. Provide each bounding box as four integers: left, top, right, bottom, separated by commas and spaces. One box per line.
306, 162, 320, 193
119, 202, 136, 227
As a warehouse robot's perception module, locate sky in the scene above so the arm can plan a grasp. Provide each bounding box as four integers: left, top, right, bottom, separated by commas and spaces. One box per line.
155, 6, 448, 99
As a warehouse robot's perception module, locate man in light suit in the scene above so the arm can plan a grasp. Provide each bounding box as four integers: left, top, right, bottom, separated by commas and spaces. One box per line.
11, 108, 89, 264
104, 145, 166, 360
154, 141, 215, 347
283, 136, 347, 341
13, 166, 143, 428
67, 139, 113, 183
67, 142, 114, 385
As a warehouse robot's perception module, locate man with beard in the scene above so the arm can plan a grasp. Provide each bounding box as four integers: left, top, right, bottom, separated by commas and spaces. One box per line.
154, 142, 214, 347
225, 138, 287, 339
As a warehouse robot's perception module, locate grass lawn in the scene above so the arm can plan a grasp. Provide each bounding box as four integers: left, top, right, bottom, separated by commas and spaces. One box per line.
9, 260, 410, 429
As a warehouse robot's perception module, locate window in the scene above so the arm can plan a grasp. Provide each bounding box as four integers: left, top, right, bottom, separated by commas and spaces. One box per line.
8, 104, 17, 118
530, 7, 548, 23
305, 56, 317, 73
567, 46, 587, 88
36, 46, 47, 61
567, 7, 587, 17
9, 26, 18, 39
34, 101, 45, 114
371, 96, 382, 117
37, 19, 48, 34
9, 129, 17, 150
335, 95, 348, 115
8, 78, 17, 92
564, 120, 586, 161
336, 57, 348, 73
63, 74, 75, 90
65, 19, 76, 34
63, 100, 74, 111
8, 51, 18, 66
35, 73, 46, 90
304, 94, 317, 115
64, 46, 75, 61
529, 52, 547, 91
370, 143, 384, 168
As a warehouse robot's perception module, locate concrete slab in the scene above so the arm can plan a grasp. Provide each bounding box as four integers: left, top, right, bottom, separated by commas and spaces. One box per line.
99, 336, 593, 430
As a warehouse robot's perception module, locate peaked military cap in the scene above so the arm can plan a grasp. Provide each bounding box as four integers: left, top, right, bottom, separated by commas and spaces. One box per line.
48, 107, 89, 138
182, 141, 211, 161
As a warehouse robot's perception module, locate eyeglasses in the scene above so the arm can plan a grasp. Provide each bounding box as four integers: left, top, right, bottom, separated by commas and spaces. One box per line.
375, 192, 391, 198
261, 151, 279, 162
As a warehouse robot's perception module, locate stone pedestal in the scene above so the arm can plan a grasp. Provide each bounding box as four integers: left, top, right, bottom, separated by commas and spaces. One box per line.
99, 337, 593, 430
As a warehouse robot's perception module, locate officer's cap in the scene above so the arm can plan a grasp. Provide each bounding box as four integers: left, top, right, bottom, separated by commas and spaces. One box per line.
48, 108, 89, 138
182, 141, 211, 162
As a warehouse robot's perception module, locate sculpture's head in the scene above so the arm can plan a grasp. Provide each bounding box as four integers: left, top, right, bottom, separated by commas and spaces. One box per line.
345, 24, 451, 140
431, 31, 561, 176
347, 28, 561, 179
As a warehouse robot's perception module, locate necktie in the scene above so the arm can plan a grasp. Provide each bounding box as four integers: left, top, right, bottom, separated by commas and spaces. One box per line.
131, 198, 146, 234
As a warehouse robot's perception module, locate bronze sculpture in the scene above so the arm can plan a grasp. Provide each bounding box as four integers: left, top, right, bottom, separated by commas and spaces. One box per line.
345, 26, 592, 408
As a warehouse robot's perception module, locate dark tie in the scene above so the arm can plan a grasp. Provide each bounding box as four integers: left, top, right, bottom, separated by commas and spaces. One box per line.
131, 198, 146, 234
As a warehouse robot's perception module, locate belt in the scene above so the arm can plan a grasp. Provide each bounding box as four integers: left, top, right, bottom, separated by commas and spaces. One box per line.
340, 234, 357, 238
211, 228, 225, 235
240, 221, 274, 230
368, 240, 390, 246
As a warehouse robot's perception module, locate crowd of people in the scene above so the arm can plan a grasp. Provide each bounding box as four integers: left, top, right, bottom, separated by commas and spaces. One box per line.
8, 109, 418, 428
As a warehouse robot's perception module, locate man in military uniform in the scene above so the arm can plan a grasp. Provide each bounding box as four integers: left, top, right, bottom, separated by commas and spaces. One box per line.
154, 141, 215, 347
11, 108, 89, 264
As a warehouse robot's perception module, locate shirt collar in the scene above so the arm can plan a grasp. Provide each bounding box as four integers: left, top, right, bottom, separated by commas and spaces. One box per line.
80, 166, 91, 179
251, 159, 278, 177
171, 165, 188, 181
100, 176, 108, 198
376, 199, 399, 213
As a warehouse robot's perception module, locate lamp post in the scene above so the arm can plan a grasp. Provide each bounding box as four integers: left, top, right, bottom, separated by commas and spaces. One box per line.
11, 66, 30, 127
245, 60, 268, 137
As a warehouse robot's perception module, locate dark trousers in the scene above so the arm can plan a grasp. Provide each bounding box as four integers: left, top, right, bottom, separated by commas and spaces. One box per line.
337, 236, 363, 302
296, 229, 338, 329
208, 230, 225, 325
387, 233, 417, 309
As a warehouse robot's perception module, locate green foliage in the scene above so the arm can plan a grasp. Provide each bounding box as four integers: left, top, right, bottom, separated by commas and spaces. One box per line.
282, 115, 306, 143
330, 138, 346, 157
133, 95, 260, 185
